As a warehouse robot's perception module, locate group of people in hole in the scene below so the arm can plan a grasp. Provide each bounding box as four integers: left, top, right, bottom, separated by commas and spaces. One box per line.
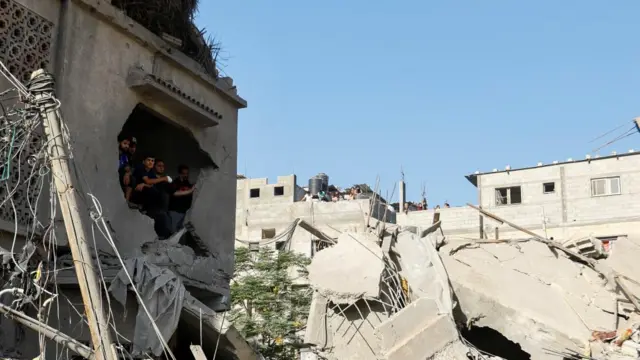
117, 135, 194, 239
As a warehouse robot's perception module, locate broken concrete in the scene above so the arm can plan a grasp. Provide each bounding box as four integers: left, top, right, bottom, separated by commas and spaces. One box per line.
442, 238, 629, 359
374, 298, 460, 360
308, 232, 384, 304
392, 225, 453, 313
304, 224, 473, 360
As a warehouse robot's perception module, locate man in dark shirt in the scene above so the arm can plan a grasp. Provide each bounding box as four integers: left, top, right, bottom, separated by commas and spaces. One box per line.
132, 155, 172, 238
168, 165, 194, 233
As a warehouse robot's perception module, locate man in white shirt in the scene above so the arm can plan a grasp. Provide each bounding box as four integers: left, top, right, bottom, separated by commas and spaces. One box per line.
301, 191, 313, 202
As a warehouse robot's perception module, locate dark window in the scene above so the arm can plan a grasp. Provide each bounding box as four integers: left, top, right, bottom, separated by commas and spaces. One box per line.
274, 186, 285, 196
495, 186, 522, 205
276, 241, 286, 251
262, 228, 276, 239
543, 182, 555, 194
250, 188, 260, 198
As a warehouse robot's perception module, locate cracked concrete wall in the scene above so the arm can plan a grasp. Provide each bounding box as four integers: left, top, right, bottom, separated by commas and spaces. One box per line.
12, 1, 244, 298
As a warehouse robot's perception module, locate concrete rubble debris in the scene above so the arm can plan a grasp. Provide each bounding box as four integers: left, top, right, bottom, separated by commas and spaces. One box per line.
304, 223, 484, 360
308, 232, 385, 304
301, 206, 640, 360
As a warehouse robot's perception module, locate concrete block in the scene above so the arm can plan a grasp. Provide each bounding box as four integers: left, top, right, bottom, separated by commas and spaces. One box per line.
303, 292, 332, 348
380, 314, 459, 360
374, 298, 440, 353
308, 232, 384, 304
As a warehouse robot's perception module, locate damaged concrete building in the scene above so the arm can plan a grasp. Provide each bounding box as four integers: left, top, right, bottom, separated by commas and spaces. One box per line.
0, 0, 257, 358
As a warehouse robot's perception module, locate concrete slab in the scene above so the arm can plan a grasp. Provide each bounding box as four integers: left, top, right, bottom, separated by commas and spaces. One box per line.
308, 232, 384, 304
375, 298, 440, 353
442, 238, 626, 359
381, 314, 459, 360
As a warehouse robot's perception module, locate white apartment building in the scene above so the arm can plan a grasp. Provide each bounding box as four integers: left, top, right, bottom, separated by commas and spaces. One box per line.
398, 151, 640, 243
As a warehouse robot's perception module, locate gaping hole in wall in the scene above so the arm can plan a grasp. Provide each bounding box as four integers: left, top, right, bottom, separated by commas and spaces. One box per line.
460, 326, 531, 360
117, 104, 217, 239
274, 186, 284, 196
249, 188, 260, 198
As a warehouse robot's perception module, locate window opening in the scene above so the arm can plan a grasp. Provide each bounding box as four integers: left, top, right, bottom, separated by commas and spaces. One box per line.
495, 186, 522, 205
274, 186, 285, 196
262, 228, 276, 239
250, 188, 260, 198
117, 104, 217, 239
249, 242, 260, 252
591, 177, 621, 197
543, 182, 555, 194
276, 241, 286, 251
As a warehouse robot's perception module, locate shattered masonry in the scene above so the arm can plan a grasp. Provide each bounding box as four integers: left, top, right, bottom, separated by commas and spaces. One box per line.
300, 208, 640, 360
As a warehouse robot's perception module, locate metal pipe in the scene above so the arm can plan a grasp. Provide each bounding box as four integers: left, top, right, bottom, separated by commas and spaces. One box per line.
0, 302, 94, 359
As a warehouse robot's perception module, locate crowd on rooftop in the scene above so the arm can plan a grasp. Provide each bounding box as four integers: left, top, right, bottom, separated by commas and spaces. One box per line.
117, 135, 195, 239
299, 186, 364, 202
402, 198, 450, 213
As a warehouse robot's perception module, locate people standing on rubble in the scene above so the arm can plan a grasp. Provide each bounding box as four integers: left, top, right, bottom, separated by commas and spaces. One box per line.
168, 165, 195, 232
444, 201, 450, 208
421, 197, 427, 210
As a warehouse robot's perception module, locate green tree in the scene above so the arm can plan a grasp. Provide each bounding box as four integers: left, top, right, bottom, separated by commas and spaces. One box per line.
230, 247, 312, 360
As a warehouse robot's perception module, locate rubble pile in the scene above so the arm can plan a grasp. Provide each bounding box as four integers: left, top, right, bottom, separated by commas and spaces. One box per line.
302, 211, 640, 360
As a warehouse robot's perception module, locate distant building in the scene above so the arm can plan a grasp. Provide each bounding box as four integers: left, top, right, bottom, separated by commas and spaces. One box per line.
236, 174, 395, 259
398, 151, 640, 242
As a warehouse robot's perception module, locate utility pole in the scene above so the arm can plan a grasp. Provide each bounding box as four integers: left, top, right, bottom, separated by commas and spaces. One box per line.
28, 69, 118, 360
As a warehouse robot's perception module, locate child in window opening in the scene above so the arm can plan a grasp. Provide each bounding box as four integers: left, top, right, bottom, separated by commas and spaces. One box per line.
118, 136, 135, 203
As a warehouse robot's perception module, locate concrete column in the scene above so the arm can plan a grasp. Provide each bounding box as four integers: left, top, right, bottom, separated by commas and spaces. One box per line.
399, 180, 406, 212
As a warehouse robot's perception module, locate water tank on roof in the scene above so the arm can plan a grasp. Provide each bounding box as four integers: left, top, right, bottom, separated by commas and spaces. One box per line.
316, 173, 329, 192
309, 177, 323, 196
